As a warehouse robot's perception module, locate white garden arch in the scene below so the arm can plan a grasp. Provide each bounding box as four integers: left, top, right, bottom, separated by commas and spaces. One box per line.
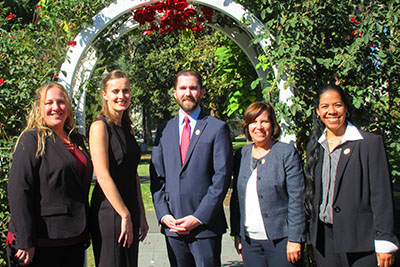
58, 0, 294, 143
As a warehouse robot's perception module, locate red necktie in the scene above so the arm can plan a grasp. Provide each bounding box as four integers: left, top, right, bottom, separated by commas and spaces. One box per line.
180, 116, 191, 165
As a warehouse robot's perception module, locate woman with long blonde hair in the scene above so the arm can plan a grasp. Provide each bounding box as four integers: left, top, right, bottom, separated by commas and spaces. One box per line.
6, 82, 93, 266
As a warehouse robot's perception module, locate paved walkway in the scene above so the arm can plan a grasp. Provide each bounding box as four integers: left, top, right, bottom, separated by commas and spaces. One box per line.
138, 210, 243, 267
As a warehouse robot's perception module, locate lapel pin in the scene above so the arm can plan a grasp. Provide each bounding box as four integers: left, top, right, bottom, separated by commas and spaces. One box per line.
261, 159, 266, 165
195, 129, 200, 136
344, 148, 351, 155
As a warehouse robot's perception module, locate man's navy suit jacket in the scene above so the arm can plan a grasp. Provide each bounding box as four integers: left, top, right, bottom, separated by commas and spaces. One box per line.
150, 111, 233, 238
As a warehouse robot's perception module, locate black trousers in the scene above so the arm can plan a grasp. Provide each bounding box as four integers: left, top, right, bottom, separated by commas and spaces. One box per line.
165, 235, 222, 267
314, 220, 377, 267
7, 242, 85, 267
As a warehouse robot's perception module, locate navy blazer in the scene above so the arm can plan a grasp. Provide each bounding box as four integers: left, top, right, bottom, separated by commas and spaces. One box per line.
8, 129, 93, 249
150, 111, 233, 238
309, 129, 399, 252
230, 142, 306, 242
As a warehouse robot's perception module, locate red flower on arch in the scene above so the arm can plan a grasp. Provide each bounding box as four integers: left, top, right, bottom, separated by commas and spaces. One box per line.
68, 41, 77, 47
176, 0, 188, 11
134, 9, 146, 25
133, 0, 213, 35
142, 30, 153, 36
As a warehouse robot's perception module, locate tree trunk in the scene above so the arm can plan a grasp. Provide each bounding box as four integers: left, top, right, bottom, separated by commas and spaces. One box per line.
142, 105, 152, 145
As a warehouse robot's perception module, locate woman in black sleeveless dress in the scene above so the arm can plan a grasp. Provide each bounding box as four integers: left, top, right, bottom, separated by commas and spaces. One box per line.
89, 70, 148, 267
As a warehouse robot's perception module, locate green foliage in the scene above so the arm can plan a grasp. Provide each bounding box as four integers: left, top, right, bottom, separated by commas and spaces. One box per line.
237, 0, 400, 180
84, 23, 258, 143
210, 36, 260, 118
0, 0, 112, 263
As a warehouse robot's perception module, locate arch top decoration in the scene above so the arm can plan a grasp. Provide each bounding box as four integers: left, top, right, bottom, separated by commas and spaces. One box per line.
59, 0, 294, 143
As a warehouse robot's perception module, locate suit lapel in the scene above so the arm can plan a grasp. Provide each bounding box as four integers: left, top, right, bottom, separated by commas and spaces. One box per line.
333, 141, 356, 201
53, 133, 83, 189
169, 116, 181, 170
181, 113, 207, 169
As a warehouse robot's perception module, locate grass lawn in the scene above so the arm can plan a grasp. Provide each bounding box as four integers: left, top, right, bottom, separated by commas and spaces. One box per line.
137, 163, 149, 177
233, 139, 247, 151
90, 139, 246, 210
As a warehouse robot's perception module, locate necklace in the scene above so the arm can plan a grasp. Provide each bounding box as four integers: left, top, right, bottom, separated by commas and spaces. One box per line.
250, 144, 272, 171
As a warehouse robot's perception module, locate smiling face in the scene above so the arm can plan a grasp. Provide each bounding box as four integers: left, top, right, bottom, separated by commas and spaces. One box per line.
317, 89, 348, 135
173, 74, 205, 115
248, 110, 273, 147
41, 86, 69, 132
102, 77, 131, 115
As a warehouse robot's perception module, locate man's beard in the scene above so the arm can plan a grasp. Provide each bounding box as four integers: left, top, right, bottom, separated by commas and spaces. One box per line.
178, 96, 200, 113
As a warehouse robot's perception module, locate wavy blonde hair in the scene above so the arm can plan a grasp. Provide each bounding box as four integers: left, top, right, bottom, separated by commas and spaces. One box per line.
16, 82, 75, 158
98, 70, 132, 128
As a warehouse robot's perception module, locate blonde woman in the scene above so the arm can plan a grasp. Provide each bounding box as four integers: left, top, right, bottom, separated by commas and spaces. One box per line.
89, 70, 148, 267
6, 83, 93, 266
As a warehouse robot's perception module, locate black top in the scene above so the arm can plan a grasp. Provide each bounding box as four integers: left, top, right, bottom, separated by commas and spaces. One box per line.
90, 116, 141, 223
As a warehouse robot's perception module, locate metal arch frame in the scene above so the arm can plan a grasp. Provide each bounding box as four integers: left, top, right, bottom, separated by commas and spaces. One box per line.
58, 0, 294, 143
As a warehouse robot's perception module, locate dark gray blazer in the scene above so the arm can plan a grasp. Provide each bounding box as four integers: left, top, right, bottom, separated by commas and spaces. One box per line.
309, 130, 399, 252
150, 111, 233, 238
230, 142, 306, 242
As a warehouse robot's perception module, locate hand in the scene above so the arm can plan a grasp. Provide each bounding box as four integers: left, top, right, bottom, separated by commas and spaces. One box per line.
139, 213, 149, 241
305, 243, 315, 261
377, 252, 395, 267
286, 241, 302, 264
233, 236, 243, 259
15, 247, 35, 266
174, 215, 201, 235
118, 215, 133, 248
162, 215, 186, 233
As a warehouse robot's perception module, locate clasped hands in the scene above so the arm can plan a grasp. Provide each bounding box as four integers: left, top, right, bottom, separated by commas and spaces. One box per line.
162, 215, 201, 235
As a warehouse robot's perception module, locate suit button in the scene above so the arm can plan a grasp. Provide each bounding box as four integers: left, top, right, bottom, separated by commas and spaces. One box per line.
334, 207, 341, 213
257, 176, 261, 180
263, 213, 268, 218
259, 195, 263, 199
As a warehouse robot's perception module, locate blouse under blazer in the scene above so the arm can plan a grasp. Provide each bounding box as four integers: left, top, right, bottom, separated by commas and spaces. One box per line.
230, 141, 306, 243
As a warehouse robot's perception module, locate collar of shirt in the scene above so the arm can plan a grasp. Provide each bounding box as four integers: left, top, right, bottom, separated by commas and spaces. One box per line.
318, 121, 363, 146
178, 107, 201, 143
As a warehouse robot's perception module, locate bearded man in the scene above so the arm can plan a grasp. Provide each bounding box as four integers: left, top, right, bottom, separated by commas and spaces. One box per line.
150, 70, 233, 267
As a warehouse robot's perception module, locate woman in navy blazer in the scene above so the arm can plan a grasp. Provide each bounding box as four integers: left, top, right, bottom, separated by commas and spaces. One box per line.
6, 83, 93, 266
230, 102, 306, 266
304, 84, 398, 267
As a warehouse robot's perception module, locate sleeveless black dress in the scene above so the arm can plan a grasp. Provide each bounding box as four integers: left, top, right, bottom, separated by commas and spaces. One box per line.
90, 116, 141, 267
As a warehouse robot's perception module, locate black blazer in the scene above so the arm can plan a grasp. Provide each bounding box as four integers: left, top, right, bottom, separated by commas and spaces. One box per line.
309, 129, 399, 253
8, 129, 93, 249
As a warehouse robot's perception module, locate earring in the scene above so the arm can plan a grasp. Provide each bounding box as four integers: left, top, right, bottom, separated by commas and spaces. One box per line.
346, 111, 350, 118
